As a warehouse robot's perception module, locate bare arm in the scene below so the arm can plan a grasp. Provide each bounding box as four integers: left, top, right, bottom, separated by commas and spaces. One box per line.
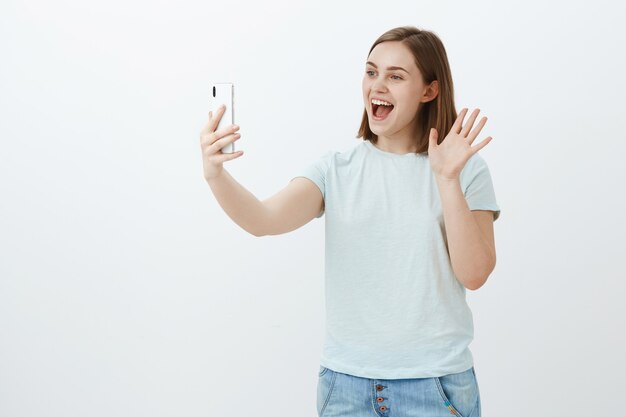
206, 168, 269, 236
201, 107, 323, 236
260, 177, 323, 236
207, 171, 323, 237
435, 176, 496, 290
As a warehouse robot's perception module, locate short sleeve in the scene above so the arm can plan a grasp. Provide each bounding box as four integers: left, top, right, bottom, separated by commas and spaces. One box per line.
290, 150, 335, 218
460, 153, 501, 221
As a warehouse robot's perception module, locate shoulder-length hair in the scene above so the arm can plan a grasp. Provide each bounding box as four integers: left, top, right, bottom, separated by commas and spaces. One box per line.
357, 26, 457, 155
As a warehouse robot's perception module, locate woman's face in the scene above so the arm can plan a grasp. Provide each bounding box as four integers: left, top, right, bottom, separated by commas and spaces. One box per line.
362, 41, 432, 139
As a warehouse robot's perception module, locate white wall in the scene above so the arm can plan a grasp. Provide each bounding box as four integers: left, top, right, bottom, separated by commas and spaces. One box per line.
1, 0, 625, 416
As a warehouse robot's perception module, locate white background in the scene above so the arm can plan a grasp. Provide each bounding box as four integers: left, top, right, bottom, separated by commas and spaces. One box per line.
1, 0, 625, 416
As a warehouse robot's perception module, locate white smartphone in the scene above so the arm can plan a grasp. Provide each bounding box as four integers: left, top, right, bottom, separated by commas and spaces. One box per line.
210, 82, 235, 154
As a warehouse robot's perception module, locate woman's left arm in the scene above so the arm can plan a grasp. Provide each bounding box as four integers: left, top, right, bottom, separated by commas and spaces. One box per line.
428, 107, 496, 290
435, 177, 496, 290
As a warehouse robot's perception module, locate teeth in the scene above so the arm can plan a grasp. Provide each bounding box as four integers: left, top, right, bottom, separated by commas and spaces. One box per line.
372, 99, 393, 106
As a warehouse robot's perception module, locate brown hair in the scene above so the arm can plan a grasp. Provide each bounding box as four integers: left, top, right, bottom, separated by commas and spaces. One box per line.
357, 26, 457, 155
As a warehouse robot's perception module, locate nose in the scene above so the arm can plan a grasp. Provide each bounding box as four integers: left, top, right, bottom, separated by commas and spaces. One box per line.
370, 76, 388, 93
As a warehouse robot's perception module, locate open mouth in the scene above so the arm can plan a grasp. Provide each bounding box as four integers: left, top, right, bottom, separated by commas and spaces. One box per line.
372, 102, 394, 120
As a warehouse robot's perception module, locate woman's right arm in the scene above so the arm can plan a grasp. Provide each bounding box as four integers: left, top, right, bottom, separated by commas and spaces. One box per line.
201, 107, 323, 237
207, 172, 323, 237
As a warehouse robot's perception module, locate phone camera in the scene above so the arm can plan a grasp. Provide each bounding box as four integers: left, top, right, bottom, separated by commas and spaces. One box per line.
212, 86, 216, 97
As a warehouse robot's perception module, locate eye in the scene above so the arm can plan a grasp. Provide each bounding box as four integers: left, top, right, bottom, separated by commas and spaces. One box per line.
366, 70, 403, 80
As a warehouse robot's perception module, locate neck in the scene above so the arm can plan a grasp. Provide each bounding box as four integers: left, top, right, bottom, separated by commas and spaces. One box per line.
373, 125, 421, 154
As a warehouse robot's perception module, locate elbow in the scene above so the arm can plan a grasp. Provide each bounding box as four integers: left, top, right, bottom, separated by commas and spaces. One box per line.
250, 222, 273, 237
237, 223, 266, 237
465, 279, 486, 291
464, 274, 488, 291
251, 206, 274, 237
462, 258, 496, 291
247, 211, 271, 237
249, 227, 266, 237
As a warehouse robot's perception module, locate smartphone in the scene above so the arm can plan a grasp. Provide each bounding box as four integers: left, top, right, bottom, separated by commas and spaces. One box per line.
210, 83, 235, 154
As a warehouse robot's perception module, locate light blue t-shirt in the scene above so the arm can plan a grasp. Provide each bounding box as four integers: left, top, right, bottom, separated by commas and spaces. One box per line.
291, 140, 500, 379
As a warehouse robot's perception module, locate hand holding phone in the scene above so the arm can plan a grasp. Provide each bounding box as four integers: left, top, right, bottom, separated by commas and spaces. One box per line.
199, 103, 244, 182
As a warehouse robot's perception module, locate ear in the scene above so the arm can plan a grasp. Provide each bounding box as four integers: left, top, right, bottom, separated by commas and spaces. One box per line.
422, 80, 439, 102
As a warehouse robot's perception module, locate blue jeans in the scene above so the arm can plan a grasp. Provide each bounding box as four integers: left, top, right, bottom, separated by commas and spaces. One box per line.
317, 365, 481, 417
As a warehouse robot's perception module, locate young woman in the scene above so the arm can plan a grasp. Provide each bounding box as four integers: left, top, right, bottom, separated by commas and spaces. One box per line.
200, 25, 499, 417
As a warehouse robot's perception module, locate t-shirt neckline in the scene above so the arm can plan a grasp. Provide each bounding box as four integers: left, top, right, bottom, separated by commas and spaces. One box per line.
363, 140, 427, 159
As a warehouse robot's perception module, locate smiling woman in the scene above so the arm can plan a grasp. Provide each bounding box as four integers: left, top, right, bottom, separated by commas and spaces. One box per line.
358, 26, 458, 156
202, 24, 500, 417
290, 25, 500, 417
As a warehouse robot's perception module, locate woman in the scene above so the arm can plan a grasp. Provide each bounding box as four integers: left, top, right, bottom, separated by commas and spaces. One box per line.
200, 25, 499, 417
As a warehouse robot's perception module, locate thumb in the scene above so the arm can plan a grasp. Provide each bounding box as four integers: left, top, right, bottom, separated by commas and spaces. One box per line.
429, 128, 438, 147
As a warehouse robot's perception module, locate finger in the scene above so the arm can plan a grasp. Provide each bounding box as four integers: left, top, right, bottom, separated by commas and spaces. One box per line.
429, 128, 439, 148
213, 150, 244, 163
207, 131, 241, 153
201, 111, 213, 134
461, 108, 481, 137
467, 116, 488, 144
200, 122, 239, 145
200, 105, 226, 136
208, 104, 227, 133
471, 136, 492, 153
203, 124, 240, 146
453, 108, 469, 134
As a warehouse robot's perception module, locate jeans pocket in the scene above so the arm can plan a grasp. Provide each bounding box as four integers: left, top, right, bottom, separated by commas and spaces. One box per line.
317, 366, 336, 417
433, 367, 479, 417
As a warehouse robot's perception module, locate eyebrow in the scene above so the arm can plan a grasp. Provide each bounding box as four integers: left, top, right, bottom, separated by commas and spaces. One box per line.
366, 61, 409, 74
